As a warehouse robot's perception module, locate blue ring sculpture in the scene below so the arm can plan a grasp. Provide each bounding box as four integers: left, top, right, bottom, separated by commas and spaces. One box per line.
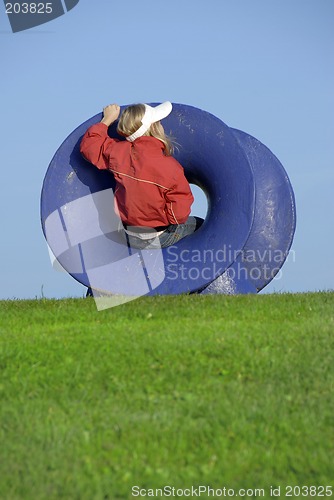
41, 103, 296, 296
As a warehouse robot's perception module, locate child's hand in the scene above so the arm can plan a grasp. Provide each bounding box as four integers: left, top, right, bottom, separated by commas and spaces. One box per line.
101, 104, 121, 126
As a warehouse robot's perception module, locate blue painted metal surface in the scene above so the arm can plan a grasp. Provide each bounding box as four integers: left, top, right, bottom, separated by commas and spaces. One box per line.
41, 103, 296, 296
199, 128, 296, 294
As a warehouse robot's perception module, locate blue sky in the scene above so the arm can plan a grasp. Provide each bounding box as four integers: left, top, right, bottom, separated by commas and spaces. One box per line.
1, 0, 333, 299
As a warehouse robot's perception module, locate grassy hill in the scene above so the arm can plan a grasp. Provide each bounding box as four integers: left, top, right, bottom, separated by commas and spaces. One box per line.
0, 292, 333, 499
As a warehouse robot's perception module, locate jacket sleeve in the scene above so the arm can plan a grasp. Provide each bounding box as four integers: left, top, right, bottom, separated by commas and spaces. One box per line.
80, 122, 118, 170
164, 166, 194, 224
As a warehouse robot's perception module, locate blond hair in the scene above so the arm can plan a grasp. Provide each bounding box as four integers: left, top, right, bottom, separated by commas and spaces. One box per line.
117, 104, 174, 155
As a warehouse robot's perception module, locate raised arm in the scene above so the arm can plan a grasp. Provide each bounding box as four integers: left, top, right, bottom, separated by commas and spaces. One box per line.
100, 104, 121, 127
80, 104, 121, 170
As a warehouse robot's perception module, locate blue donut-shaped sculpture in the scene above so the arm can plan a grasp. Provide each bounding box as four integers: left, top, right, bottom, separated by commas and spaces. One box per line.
41, 103, 296, 297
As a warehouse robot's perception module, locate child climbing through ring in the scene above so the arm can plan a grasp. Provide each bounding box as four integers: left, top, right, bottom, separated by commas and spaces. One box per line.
80, 101, 203, 249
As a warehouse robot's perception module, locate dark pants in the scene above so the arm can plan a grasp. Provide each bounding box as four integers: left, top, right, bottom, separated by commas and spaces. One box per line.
124, 216, 204, 249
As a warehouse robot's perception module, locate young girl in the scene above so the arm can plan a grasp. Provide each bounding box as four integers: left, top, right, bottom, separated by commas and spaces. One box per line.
80, 102, 202, 248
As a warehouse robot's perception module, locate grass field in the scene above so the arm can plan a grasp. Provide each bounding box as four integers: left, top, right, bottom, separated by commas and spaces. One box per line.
0, 292, 333, 499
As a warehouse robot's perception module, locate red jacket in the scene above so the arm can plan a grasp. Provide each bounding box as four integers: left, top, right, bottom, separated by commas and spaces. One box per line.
80, 123, 194, 227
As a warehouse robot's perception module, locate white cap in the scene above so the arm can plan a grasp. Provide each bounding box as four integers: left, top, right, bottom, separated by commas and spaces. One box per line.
126, 101, 173, 142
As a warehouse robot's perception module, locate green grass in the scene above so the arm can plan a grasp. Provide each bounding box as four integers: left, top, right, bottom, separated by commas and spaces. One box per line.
0, 292, 333, 499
